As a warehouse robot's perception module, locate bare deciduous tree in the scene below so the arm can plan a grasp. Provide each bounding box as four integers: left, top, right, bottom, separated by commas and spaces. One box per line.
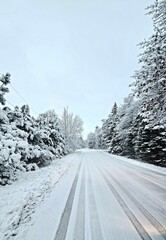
58, 107, 84, 152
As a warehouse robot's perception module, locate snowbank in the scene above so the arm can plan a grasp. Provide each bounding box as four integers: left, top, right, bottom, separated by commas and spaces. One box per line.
104, 151, 166, 174
0, 155, 75, 240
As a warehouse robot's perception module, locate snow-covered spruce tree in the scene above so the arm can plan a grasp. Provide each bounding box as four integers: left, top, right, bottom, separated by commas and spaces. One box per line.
16, 107, 64, 167
0, 105, 66, 185
0, 105, 40, 185
95, 126, 103, 149
0, 73, 10, 105
15, 104, 48, 167
101, 103, 119, 152
111, 95, 141, 156
131, 0, 166, 166
0, 75, 36, 185
0, 73, 19, 185
0, 74, 69, 185
101, 119, 109, 149
58, 107, 84, 153
37, 110, 65, 159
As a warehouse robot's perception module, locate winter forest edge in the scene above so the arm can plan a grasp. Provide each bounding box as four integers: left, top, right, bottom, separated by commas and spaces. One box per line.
0, 0, 166, 186
87, 0, 166, 167
0, 79, 84, 185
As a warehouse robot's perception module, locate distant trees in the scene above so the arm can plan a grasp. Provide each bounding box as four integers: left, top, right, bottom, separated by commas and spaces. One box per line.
87, 126, 104, 149
87, 132, 96, 149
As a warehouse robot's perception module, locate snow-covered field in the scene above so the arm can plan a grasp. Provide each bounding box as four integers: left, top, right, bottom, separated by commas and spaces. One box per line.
0, 149, 166, 240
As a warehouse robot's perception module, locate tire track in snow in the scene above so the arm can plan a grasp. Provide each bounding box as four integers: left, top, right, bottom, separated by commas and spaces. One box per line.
107, 171, 166, 240
107, 155, 166, 191
136, 171, 166, 192
87, 167, 103, 240
98, 167, 152, 240
73, 166, 85, 240
102, 158, 166, 218
124, 168, 166, 192
54, 162, 81, 240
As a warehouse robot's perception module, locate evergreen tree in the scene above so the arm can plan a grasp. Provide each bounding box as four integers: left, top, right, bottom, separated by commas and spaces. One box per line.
131, 0, 166, 166
0, 74, 80, 185
111, 95, 140, 156
0, 73, 10, 105
37, 110, 65, 157
95, 126, 103, 149
101, 102, 119, 152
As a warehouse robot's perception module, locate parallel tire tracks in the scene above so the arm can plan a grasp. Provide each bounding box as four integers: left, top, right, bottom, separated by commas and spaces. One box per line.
98, 167, 153, 240
125, 168, 166, 192
87, 168, 103, 240
108, 156, 166, 191
73, 167, 85, 240
54, 163, 82, 240
107, 170, 166, 240
101, 159, 166, 218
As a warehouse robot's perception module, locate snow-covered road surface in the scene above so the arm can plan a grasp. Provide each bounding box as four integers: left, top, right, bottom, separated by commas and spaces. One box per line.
1, 150, 166, 240
26, 150, 166, 240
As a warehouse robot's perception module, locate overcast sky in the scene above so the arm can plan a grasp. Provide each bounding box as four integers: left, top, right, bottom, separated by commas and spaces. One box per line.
0, 0, 154, 138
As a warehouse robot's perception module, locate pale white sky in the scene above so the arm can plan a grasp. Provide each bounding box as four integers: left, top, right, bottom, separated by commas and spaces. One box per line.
0, 0, 154, 137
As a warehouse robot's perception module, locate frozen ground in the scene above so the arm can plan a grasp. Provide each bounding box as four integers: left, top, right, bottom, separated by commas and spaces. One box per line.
0, 149, 166, 240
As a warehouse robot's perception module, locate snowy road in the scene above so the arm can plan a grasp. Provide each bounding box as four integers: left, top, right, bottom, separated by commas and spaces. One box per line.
26, 150, 166, 240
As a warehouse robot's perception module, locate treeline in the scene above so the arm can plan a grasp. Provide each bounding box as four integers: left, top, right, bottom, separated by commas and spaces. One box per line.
0, 74, 84, 185
87, 0, 166, 167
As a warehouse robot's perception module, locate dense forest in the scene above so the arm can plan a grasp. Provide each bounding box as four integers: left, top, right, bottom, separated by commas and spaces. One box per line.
0, 76, 84, 185
87, 0, 166, 167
